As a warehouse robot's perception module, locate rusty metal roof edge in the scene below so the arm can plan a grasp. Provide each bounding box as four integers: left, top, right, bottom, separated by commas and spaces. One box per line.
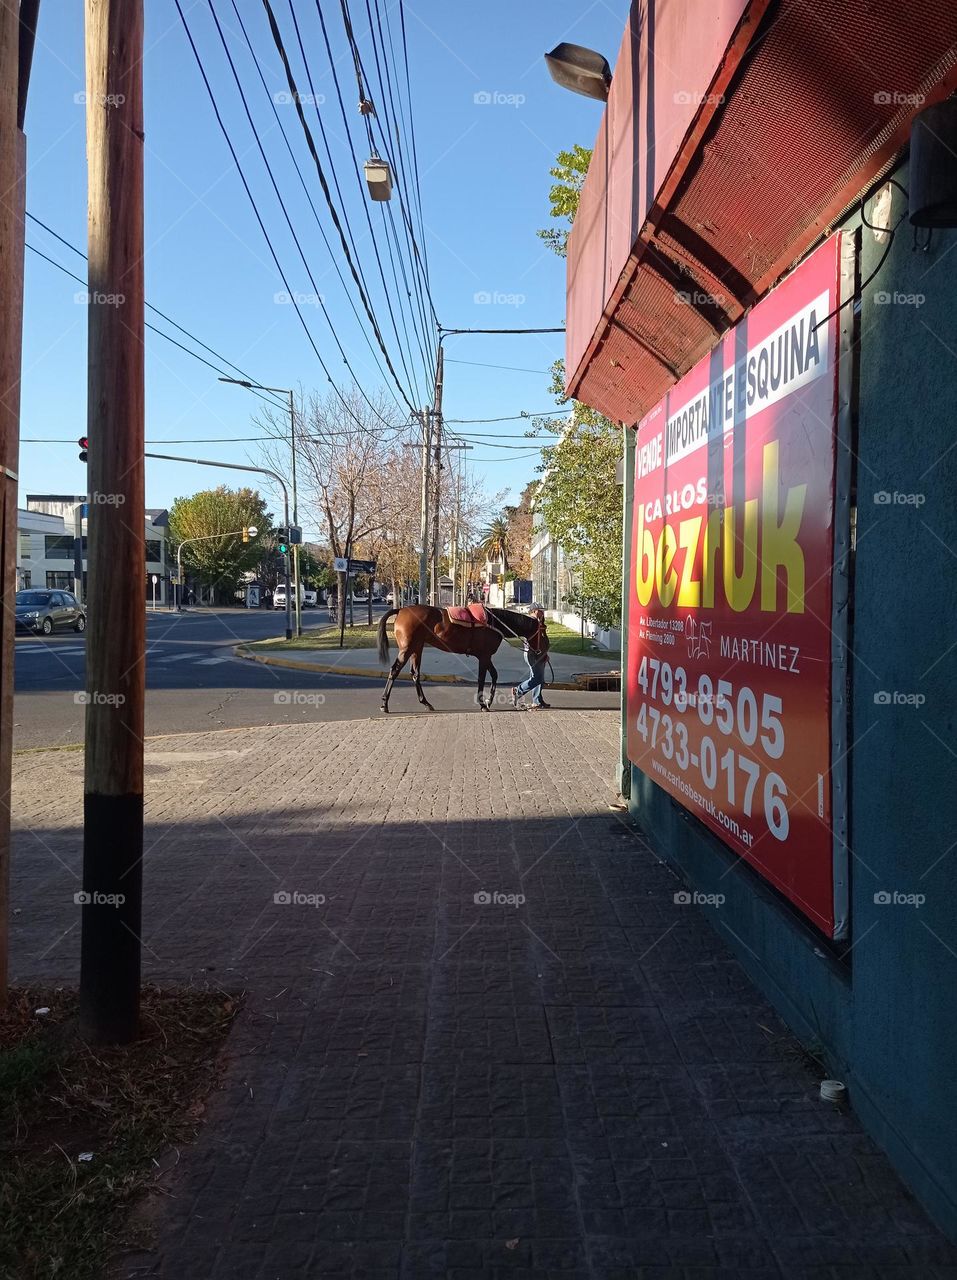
565, 0, 772, 403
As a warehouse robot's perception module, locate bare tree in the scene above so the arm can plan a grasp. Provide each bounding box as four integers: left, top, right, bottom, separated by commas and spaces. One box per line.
256, 384, 407, 625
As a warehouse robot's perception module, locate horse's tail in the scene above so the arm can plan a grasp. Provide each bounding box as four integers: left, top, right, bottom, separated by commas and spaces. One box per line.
377, 608, 400, 665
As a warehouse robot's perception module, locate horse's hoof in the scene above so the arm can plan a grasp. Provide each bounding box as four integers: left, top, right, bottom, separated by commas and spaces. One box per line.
380, 705, 389, 714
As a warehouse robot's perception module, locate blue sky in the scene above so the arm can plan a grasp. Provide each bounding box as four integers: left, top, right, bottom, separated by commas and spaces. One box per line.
19, 0, 625, 536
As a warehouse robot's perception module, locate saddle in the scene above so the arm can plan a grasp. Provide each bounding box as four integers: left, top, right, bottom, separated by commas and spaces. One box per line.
445, 603, 490, 628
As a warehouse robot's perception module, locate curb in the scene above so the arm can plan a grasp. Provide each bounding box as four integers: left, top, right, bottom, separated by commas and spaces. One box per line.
233, 645, 597, 692
234, 645, 468, 685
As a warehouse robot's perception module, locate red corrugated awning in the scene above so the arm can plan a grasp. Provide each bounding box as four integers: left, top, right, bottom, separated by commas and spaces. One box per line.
566, 0, 957, 423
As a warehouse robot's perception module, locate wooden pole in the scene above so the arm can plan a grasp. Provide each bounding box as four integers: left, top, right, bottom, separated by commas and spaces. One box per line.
429, 346, 444, 605
0, 0, 27, 1007
79, 0, 145, 1044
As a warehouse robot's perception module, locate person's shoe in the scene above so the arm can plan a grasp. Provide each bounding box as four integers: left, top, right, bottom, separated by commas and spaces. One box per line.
532, 701, 551, 709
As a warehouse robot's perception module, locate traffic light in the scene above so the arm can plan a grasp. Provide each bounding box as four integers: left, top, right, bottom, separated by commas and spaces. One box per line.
78, 436, 88, 462
276, 528, 289, 555
289, 525, 302, 545
242, 527, 250, 543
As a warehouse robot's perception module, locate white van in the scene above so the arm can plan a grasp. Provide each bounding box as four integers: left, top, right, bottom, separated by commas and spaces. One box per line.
273, 583, 304, 609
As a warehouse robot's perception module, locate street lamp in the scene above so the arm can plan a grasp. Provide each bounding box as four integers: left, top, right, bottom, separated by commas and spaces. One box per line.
219, 377, 303, 636
544, 42, 612, 101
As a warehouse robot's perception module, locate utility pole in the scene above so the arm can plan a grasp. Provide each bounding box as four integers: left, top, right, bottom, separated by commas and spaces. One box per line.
450, 460, 459, 607
72, 501, 84, 602
80, 0, 145, 1043
0, 0, 37, 1007
289, 389, 302, 637
429, 345, 444, 604
417, 408, 431, 604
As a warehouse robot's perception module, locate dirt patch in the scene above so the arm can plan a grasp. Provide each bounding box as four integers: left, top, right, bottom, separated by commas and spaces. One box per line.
0, 984, 241, 1279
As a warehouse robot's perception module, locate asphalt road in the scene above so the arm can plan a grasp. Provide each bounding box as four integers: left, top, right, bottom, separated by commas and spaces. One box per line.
14, 606, 620, 750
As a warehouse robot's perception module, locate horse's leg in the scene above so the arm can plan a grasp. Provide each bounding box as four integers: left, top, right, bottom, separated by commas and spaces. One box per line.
487, 657, 498, 709
381, 647, 412, 713
411, 647, 434, 710
476, 660, 488, 710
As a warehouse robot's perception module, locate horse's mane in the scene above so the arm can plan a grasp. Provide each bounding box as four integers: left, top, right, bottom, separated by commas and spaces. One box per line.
485, 607, 536, 638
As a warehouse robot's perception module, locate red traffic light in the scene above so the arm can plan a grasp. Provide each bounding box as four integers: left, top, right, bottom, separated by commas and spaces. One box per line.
78, 436, 88, 462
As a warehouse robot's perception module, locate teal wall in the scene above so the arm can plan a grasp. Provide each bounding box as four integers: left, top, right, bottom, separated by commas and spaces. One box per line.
627, 161, 957, 1237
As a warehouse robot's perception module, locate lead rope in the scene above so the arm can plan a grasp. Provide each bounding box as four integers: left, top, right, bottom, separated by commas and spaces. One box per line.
489, 610, 553, 690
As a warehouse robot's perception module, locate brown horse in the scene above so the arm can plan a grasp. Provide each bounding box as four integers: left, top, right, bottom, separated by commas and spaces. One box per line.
376, 605, 545, 713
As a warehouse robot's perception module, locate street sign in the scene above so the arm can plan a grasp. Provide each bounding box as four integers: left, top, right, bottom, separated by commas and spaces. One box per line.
348, 558, 376, 575
333, 557, 348, 573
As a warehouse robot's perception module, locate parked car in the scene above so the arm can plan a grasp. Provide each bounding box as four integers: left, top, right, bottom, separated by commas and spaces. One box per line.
302, 589, 318, 608
15, 589, 86, 635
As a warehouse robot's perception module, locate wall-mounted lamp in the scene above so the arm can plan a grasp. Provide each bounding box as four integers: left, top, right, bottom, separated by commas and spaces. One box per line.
544, 42, 612, 102
909, 99, 957, 228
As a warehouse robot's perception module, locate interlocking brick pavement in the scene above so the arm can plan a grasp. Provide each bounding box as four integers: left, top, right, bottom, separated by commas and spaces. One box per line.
9, 711, 957, 1278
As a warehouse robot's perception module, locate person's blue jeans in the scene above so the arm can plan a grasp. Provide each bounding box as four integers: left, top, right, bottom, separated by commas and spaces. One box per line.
516, 655, 547, 705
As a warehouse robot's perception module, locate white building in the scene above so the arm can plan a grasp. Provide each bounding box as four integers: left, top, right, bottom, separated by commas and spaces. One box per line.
19, 495, 170, 604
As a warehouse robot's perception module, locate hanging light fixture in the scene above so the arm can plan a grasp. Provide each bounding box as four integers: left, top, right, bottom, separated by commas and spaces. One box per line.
364, 153, 393, 202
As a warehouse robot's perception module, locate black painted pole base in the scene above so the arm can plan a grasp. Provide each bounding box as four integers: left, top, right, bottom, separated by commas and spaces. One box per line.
79, 791, 144, 1044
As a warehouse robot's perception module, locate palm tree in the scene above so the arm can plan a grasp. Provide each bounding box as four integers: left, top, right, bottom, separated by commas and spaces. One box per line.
479, 514, 510, 574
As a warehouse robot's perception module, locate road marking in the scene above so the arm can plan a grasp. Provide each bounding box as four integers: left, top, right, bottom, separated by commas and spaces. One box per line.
153, 652, 205, 663
16, 646, 85, 656
194, 657, 228, 665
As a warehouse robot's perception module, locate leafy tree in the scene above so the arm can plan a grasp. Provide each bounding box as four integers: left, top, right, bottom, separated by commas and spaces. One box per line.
531, 361, 622, 630
536, 144, 592, 258
503, 481, 537, 578
168, 486, 272, 604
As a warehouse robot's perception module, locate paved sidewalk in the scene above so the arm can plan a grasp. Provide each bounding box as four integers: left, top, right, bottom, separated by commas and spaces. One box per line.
238, 639, 619, 689
9, 714, 956, 1278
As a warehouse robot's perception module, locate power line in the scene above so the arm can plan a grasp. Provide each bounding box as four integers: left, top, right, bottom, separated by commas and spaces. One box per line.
447, 436, 548, 451
284, 0, 429, 408
205, 0, 415, 419
358, 38, 439, 343
325, 0, 437, 378
258, 0, 421, 413
225, 0, 404, 413
392, 0, 431, 293
446, 358, 553, 375
362, 0, 437, 358
446, 409, 574, 423
311, 0, 436, 391
173, 0, 398, 433
25, 242, 291, 414
25, 217, 289, 412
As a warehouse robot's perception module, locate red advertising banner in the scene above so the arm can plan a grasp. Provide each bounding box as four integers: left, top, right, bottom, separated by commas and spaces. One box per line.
627, 236, 844, 936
